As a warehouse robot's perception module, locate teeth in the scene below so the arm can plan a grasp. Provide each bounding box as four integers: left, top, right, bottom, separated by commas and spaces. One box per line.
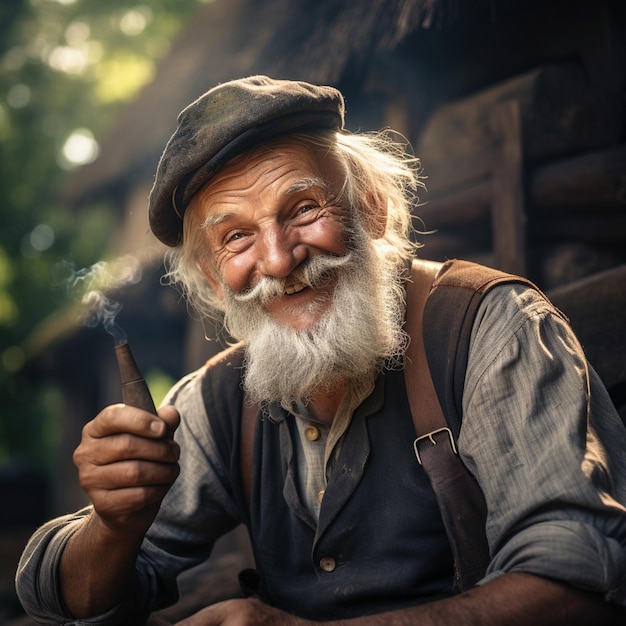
284, 280, 307, 296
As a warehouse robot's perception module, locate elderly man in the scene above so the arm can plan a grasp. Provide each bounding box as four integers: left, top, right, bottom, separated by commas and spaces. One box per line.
16, 76, 626, 625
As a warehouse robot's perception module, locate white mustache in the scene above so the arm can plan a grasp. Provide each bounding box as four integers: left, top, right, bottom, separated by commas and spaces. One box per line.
232, 253, 354, 306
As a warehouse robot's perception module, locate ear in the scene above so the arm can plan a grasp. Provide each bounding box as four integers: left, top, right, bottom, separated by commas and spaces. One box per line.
363, 191, 388, 239
199, 259, 224, 301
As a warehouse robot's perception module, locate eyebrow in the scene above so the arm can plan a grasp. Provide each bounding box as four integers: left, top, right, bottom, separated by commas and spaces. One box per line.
202, 213, 232, 229
286, 176, 328, 196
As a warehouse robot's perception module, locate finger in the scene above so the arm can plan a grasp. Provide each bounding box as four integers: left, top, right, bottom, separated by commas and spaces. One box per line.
75, 432, 180, 466
80, 457, 180, 497
82, 454, 180, 527
157, 405, 181, 438
174, 602, 221, 625
89, 484, 172, 527
84, 404, 170, 440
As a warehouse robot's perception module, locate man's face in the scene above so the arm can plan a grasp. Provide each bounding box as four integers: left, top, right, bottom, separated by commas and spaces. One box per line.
194, 141, 348, 331
186, 138, 405, 407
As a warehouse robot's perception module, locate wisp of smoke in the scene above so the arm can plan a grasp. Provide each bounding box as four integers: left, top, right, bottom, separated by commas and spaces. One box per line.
82, 290, 127, 346
56, 255, 142, 346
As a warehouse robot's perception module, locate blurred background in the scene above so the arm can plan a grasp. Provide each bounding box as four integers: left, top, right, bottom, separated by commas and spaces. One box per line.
2, 0, 625, 622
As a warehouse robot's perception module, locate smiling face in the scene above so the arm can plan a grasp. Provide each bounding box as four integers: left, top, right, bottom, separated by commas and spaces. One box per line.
191, 139, 350, 330
182, 135, 408, 408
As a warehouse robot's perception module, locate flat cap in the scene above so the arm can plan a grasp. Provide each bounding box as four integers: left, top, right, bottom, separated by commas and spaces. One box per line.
149, 75, 345, 246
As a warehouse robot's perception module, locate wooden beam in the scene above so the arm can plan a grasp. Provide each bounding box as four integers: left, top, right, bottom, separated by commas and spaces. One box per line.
490, 98, 527, 275
416, 144, 626, 228
530, 145, 626, 210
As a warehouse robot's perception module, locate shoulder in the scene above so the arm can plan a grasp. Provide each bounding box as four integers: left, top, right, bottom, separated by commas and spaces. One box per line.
422, 259, 543, 333
465, 281, 582, 405
471, 281, 564, 349
476, 280, 555, 323
163, 343, 246, 447
164, 343, 245, 404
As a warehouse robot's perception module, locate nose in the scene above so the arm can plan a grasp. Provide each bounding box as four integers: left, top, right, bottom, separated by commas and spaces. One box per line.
256, 224, 304, 278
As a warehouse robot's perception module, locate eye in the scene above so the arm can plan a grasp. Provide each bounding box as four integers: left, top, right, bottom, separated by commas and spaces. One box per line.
223, 230, 250, 251
292, 200, 324, 222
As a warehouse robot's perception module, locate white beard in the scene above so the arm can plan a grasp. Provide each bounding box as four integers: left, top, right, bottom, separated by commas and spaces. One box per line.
220, 235, 407, 410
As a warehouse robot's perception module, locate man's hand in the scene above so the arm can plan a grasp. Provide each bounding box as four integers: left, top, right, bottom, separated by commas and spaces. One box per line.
60, 404, 180, 618
174, 598, 311, 626
74, 403, 181, 534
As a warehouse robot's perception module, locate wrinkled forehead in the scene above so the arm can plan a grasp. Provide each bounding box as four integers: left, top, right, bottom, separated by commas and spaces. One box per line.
191, 136, 344, 209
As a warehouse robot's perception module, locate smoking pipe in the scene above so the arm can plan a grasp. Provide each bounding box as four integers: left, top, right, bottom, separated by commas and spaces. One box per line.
114, 342, 157, 415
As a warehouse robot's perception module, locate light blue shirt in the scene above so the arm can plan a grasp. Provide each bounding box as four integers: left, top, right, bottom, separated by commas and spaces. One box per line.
15, 283, 626, 623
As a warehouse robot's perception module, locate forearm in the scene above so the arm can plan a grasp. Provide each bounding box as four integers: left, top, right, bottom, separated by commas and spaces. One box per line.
175, 573, 625, 625
60, 510, 145, 618
324, 573, 624, 626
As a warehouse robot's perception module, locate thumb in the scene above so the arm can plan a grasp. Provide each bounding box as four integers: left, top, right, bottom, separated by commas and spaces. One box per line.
157, 405, 180, 438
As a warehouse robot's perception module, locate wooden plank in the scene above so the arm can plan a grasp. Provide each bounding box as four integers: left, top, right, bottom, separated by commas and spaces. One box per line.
417, 64, 624, 195
490, 99, 527, 275
416, 143, 626, 229
530, 145, 626, 210
418, 179, 491, 228
531, 213, 626, 245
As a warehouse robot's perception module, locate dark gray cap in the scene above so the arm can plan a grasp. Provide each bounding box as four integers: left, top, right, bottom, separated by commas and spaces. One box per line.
149, 75, 345, 246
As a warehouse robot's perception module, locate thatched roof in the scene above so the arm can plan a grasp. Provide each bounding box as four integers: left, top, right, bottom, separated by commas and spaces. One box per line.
63, 0, 539, 206
263, 0, 541, 82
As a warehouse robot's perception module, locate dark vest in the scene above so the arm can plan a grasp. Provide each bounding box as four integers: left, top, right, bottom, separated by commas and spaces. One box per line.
203, 353, 454, 621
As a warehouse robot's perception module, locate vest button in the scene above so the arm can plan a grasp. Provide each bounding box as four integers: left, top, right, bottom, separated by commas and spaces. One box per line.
319, 557, 336, 572
317, 490, 325, 503
304, 425, 321, 441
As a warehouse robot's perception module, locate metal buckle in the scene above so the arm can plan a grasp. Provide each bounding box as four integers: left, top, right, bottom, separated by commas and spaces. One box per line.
413, 427, 458, 465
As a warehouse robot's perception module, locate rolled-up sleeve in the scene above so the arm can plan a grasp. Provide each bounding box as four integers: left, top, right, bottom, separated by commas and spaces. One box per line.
15, 508, 156, 625
460, 284, 626, 604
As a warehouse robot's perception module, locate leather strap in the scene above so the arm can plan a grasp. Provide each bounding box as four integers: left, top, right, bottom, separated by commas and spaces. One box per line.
240, 395, 257, 511
404, 259, 491, 591
424, 259, 539, 439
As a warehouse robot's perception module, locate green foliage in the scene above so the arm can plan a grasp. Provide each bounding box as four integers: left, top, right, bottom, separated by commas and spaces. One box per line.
0, 0, 207, 469
145, 367, 176, 409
